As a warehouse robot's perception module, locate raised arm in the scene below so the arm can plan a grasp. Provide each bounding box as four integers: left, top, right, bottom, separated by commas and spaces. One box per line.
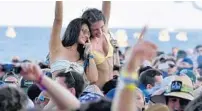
111, 40, 157, 111
49, 1, 63, 63
102, 1, 111, 28
20, 63, 80, 110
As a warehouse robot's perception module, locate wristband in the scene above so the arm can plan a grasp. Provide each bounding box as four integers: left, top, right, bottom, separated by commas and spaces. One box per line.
120, 70, 139, 85
36, 73, 46, 91
121, 70, 138, 80
124, 84, 138, 91
84, 54, 94, 70
88, 54, 94, 59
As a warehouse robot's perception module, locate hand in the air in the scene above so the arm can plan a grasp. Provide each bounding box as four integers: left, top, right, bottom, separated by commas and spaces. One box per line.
126, 40, 157, 73
20, 63, 42, 82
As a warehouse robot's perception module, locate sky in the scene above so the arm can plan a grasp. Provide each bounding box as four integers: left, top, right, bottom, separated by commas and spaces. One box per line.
0, 1, 202, 29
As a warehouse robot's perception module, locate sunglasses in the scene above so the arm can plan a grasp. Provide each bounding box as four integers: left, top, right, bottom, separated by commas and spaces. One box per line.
169, 64, 176, 68
159, 58, 166, 63
35, 96, 50, 104
4, 81, 17, 84
12, 59, 19, 63
69, 71, 75, 84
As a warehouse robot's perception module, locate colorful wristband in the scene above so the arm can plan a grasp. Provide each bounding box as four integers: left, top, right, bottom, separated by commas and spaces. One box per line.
125, 84, 138, 91
120, 70, 138, 85
36, 73, 46, 91
121, 70, 138, 80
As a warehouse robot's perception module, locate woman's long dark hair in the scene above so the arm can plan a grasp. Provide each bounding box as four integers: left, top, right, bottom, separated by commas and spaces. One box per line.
62, 18, 91, 60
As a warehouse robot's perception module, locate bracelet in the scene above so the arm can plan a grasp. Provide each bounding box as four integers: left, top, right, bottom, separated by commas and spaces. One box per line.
124, 84, 138, 91
36, 73, 46, 91
121, 70, 138, 80
119, 75, 139, 85
120, 70, 139, 85
88, 54, 94, 59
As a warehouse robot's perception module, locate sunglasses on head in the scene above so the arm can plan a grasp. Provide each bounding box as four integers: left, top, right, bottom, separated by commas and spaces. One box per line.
69, 71, 75, 83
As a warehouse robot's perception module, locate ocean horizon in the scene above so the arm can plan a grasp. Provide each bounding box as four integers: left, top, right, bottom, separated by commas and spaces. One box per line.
0, 26, 202, 63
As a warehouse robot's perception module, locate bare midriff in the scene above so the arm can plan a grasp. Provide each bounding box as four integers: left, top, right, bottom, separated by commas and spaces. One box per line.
95, 57, 113, 89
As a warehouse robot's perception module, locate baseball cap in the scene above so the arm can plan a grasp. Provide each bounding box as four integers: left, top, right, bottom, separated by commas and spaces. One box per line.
164, 75, 194, 101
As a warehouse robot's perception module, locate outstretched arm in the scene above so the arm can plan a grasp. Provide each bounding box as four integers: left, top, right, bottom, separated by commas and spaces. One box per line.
102, 1, 111, 28
49, 1, 63, 63
20, 63, 80, 110
112, 40, 157, 111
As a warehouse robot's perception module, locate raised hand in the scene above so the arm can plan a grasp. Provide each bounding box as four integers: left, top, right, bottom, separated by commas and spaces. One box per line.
20, 63, 42, 82
124, 25, 156, 73
126, 41, 157, 73
138, 25, 148, 41
49, 1, 63, 63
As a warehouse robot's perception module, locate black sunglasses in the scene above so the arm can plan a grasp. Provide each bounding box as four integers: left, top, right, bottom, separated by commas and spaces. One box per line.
169, 64, 176, 68
159, 58, 166, 63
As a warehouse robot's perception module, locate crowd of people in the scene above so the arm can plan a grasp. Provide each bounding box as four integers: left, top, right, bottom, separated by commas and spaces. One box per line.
0, 1, 202, 111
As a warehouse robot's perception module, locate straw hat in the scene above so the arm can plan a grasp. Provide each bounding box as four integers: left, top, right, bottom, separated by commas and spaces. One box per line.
164, 75, 194, 101
150, 75, 194, 104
